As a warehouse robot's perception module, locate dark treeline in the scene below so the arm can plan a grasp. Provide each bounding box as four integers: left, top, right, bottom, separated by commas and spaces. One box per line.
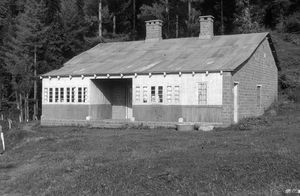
0, 0, 299, 121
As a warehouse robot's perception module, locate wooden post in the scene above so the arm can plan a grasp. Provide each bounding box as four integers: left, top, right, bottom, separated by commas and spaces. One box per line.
99, 0, 102, 38
8, 119, 12, 129
0, 125, 5, 153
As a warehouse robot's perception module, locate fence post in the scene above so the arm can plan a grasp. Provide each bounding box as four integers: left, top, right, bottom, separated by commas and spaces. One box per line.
0, 125, 5, 153
8, 119, 12, 129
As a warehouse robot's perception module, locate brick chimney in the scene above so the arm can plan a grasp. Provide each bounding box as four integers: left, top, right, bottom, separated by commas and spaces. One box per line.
199, 15, 214, 39
145, 20, 163, 42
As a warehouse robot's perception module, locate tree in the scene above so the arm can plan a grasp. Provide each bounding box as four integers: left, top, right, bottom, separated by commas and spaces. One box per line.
2, 0, 48, 121
234, 0, 260, 33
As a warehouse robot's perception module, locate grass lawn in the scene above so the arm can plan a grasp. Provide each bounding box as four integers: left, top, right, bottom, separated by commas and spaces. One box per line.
0, 103, 299, 196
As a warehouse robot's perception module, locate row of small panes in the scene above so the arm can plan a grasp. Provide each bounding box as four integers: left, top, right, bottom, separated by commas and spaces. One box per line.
135, 85, 180, 103
198, 82, 207, 105
44, 87, 88, 103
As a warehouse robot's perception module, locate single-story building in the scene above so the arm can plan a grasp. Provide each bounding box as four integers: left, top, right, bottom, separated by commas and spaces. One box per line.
41, 16, 278, 127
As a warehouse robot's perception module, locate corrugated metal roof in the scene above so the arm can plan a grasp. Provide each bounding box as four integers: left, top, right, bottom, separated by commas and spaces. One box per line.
44, 32, 271, 76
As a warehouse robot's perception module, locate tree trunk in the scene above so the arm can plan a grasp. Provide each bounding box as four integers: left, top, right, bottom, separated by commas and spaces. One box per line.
99, 0, 102, 38
221, 0, 224, 35
176, 15, 179, 38
25, 93, 29, 122
0, 83, 2, 111
18, 93, 23, 123
113, 15, 116, 35
166, 0, 170, 38
133, 0, 136, 38
33, 45, 37, 120
188, 0, 192, 23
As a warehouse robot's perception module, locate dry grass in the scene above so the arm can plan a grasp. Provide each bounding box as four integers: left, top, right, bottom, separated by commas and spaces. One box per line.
0, 103, 299, 196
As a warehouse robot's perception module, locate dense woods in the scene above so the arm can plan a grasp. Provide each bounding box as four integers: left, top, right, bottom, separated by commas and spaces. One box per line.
0, 0, 299, 121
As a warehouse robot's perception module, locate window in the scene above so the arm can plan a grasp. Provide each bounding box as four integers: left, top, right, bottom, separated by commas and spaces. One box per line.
257, 85, 261, 108
60, 88, 64, 102
198, 82, 207, 105
55, 88, 59, 102
167, 86, 172, 103
66, 88, 70, 103
44, 88, 48, 102
83, 87, 88, 103
143, 86, 148, 103
49, 88, 53, 103
158, 86, 163, 103
151, 86, 156, 102
174, 86, 180, 103
78, 87, 82, 103
71, 87, 75, 102
135, 86, 140, 102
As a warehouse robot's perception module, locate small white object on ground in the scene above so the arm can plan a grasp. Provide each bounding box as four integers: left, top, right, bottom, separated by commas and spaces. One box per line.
178, 118, 184, 123
198, 125, 214, 132
176, 123, 195, 131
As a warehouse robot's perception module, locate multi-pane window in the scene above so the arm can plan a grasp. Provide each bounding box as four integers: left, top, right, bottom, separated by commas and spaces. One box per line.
78, 87, 82, 103
158, 86, 163, 103
45, 87, 87, 104
151, 86, 156, 102
198, 82, 207, 105
257, 85, 261, 108
49, 88, 53, 103
143, 86, 148, 103
66, 88, 70, 103
60, 88, 64, 102
135, 86, 140, 102
44, 88, 48, 102
71, 87, 76, 102
174, 86, 180, 103
167, 86, 172, 103
83, 87, 88, 103
55, 88, 59, 102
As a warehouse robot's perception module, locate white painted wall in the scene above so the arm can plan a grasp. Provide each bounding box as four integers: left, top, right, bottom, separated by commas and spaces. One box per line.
89, 79, 111, 105
42, 72, 223, 106
132, 73, 223, 105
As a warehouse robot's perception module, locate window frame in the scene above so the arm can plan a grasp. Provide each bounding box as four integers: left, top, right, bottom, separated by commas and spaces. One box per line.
198, 82, 207, 105
135, 86, 141, 103
174, 85, 180, 104
256, 85, 262, 108
158, 86, 163, 103
143, 86, 148, 103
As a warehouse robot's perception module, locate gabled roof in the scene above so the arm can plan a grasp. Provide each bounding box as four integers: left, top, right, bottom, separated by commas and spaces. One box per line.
44, 32, 276, 77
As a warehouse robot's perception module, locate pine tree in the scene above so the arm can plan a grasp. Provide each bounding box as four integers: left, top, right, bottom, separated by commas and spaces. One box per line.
2, 0, 48, 121
234, 0, 260, 33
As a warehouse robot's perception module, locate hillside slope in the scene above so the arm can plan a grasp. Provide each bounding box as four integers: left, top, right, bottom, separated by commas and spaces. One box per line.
271, 32, 300, 101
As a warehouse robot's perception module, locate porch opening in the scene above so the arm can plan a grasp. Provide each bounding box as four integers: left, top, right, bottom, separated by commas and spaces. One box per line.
91, 79, 132, 120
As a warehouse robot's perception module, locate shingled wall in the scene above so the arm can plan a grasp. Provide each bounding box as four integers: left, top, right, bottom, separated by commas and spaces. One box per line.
232, 38, 278, 120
